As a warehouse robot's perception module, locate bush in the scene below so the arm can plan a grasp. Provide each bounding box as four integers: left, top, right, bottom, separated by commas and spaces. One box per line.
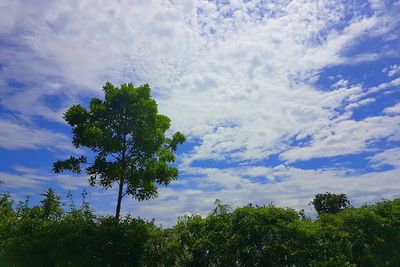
1, 191, 399, 266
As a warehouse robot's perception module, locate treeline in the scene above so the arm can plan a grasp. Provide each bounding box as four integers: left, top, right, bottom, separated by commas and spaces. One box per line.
0, 190, 400, 266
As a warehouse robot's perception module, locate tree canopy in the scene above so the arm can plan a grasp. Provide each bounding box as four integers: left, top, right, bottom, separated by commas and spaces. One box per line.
53, 82, 185, 219
311, 192, 351, 215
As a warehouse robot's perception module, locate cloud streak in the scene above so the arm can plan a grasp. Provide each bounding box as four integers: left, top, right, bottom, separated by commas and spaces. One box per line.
0, 117, 75, 151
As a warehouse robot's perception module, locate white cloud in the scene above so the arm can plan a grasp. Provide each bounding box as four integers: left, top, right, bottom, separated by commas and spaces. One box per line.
384, 103, 400, 115
1, 166, 89, 191
345, 97, 375, 111
0, 0, 398, 164
383, 64, 400, 77
0, 171, 46, 189
126, 164, 400, 225
366, 77, 400, 95
369, 148, 400, 168
0, 0, 19, 33
280, 115, 400, 162
0, 117, 75, 151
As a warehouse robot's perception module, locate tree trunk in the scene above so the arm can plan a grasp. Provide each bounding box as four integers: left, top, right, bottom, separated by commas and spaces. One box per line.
115, 178, 124, 220
116, 131, 127, 220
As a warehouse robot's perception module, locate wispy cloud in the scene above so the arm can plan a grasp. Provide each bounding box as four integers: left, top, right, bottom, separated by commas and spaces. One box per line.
384, 103, 400, 115
0, 117, 75, 151
369, 148, 400, 169
280, 115, 400, 162
128, 164, 400, 225
1, 166, 88, 191
383, 64, 400, 77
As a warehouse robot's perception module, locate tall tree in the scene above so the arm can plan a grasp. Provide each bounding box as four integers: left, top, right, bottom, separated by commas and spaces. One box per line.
311, 192, 350, 215
53, 82, 185, 219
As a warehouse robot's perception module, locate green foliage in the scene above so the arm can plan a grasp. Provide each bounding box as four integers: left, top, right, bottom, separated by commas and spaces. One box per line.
0, 193, 13, 220
1, 192, 399, 266
40, 188, 63, 220
0, 192, 153, 267
141, 199, 400, 267
209, 199, 233, 216
311, 192, 351, 215
53, 82, 185, 219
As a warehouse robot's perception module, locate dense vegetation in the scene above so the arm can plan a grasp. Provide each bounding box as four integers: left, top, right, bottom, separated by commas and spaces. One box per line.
1, 191, 399, 266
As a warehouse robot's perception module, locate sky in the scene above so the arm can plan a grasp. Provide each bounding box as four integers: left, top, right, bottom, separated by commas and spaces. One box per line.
0, 0, 399, 226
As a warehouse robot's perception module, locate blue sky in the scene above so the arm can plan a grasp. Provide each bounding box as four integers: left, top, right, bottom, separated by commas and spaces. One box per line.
0, 0, 399, 225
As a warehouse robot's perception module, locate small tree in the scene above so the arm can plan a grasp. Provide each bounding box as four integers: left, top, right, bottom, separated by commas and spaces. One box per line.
209, 199, 233, 216
311, 192, 350, 215
53, 82, 185, 219
41, 188, 63, 220
0, 193, 13, 219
